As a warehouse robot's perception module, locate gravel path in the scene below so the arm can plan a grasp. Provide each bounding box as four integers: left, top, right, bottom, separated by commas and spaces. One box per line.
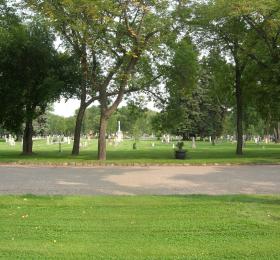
0, 165, 279, 195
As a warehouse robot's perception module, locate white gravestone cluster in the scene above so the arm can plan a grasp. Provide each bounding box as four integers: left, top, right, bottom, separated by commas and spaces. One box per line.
5, 134, 16, 146
161, 134, 170, 143
80, 140, 88, 148
47, 135, 71, 145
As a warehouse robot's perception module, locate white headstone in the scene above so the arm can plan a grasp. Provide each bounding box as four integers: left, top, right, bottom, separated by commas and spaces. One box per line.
9, 136, 15, 146
116, 121, 123, 142
47, 135, 50, 145
166, 134, 170, 143
265, 137, 268, 144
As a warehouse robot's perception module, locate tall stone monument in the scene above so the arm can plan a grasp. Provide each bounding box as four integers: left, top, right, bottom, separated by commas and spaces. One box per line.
116, 121, 123, 143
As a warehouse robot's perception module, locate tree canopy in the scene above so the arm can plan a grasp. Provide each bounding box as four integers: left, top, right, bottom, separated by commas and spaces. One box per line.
0, 13, 71, 153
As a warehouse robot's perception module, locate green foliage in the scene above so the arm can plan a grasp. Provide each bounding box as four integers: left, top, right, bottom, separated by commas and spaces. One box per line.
0, 0, 19, 28
155, 47, 230, 139
192, 0, 280, 139
168, 38, 198, 95
176, 141, 184, 151
152, 38, 199, 136
234, 0, 280, 116
44, 104, 157, 137
200, 50, 234, 108
25, 0, 174, 102
0, 16, 68, 133
46, 113, 75, 136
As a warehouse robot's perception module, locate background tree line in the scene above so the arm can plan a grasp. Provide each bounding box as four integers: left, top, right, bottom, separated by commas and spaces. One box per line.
45, 103, 156, 138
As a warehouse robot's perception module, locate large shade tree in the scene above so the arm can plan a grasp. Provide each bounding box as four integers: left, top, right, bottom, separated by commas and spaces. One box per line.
0, 14, 69, 154
154, 37, 198, 136
234, 0, 280, 142
189, 0, 258, 155
192, 0, 280, 148
154, 47, 233, 141
26, 0, 175, 160
25, 0, 111, 155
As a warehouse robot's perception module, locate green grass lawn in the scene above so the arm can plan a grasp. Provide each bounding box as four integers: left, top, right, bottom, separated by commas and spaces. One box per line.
0, 195, 279, 259
0, 139, 279, 165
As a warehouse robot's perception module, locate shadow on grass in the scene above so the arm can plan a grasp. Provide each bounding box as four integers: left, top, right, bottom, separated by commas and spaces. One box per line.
7, 194, 280, 206
176, 194, 280, 206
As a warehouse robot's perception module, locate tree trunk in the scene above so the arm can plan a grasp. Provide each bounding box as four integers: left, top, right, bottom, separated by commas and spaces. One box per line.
96, 57, 138, 160
72, 104, 87, 155
97, 86, 125, 160
274, 122, 280, 143
211, 135, 216, 146
235, 68, 243, 155
22, 118, 33, 155
72, 48, 90, 155
98, 113, 108, 161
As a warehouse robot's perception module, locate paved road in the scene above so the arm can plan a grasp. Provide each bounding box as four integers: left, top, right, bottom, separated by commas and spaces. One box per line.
0, 165, 279, 195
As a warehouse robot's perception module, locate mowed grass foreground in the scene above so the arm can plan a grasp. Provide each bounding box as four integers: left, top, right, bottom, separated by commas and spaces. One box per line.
0, 140, 279, 165
0, 195, 279, 259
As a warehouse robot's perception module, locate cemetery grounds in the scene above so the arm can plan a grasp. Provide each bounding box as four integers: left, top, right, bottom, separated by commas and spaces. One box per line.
0, 138, 279, 165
